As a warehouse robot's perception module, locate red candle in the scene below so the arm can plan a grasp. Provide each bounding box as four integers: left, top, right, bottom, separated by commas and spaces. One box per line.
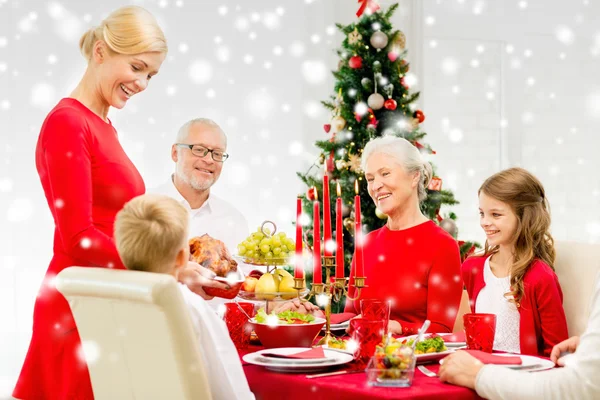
322, 166, 332, 257
312, 188, 322, 284
354, 180, 364, 277
295, 197, 303, 279
335, 183, 344, 279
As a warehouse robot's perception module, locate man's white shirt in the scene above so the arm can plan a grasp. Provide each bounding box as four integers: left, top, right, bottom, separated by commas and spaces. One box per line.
150, 176, 249, 255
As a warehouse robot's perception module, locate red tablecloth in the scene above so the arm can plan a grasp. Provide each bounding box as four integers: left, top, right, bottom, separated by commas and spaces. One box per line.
240, 345, 482, 400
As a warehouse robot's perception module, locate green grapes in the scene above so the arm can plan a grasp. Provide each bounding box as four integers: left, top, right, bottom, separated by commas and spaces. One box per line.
237, 225, 296, 264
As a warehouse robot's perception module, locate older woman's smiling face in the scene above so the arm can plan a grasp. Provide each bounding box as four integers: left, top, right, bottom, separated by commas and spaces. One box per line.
365, 152, 420, 217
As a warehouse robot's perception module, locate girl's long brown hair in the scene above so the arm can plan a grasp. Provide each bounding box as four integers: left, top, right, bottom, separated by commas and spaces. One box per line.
479, 167, 555, 305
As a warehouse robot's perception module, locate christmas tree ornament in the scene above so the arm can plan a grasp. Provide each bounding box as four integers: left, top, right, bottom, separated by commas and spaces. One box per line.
414, 109, 425, 123
383, 83, 394, 98
338, 59, 345, 71
343, 218, 355, 236
388, 51, 399, 62
331, 115, 347, 132
347, 28, 362, 45
342, 202, 351, 217
306, 186, 318, 201
440, 218, 458, 238
349, 55, 363, 69
400, 59, 410, 72
409, 118, 419, 131
347, 153, 363, 173
428, 177, 443, 191
400, 77, 409, 89
326, 151, 335, 172
373, 60, 382, 73
370, 31, 389, 50
393, 30, 406, 50
384, 99, 397, 110
375, 207, 387, 219
356, 0, 380, 17
336, 159, 348, 170
323, 123, 331, 133
367, 93, 385, 110
361, 77, 373, 92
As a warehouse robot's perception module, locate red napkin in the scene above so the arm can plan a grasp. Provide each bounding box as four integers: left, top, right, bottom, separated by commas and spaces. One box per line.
261, 347, 325, 360
463, 350, 522, 365
330, 313, 356, 324
441, 332, 466, 343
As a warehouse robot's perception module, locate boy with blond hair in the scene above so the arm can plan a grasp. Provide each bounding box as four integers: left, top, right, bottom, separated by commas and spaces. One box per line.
115, 194, 254, 400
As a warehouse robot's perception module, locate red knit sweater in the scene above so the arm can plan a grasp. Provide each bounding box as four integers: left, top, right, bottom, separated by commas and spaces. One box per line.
461, 256, 569, 356
345, 221, 463, 335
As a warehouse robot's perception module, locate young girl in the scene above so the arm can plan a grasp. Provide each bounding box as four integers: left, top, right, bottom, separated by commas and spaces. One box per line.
461, 167, 568, 356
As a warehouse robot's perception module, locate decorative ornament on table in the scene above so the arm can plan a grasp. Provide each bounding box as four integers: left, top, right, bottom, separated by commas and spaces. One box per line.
414, 109, 426, 123
306, 186, 318, 202
343, 218, 355, 236
331, 115, 347, 133
428, 177, 443, 191
347, 28, 363, 45
349, 55, 363, 69
347, 153, 363, 174
375, 207, 387, 219
370, 31, 388, 50
440, 218, 458, 238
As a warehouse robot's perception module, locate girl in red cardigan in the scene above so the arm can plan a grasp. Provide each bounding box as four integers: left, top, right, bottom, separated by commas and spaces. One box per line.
461, 168, 568, 356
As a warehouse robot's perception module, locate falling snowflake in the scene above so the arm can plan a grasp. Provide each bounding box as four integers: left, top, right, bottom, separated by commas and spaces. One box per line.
188, 60, 213, 84
7, 198, 33, 222
301, 60, 327, 84
80, 238, 92, 249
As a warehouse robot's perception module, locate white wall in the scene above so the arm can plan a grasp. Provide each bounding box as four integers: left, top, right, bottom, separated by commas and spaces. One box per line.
1, 0, 599, 396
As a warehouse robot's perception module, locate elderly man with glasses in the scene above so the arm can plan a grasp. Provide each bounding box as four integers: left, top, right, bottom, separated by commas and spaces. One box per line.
151, 119, 250, 303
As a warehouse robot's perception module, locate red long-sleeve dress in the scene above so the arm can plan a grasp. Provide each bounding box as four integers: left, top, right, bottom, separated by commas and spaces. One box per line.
344, 221, 463, 335
13, 98, 145, 400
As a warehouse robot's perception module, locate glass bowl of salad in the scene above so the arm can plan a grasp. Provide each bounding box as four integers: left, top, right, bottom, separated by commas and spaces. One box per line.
250, 309, 326, 348
366, 339, 416, 387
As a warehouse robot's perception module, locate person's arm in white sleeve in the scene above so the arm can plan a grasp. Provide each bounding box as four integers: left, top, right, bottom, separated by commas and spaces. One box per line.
475, 275, 600, 400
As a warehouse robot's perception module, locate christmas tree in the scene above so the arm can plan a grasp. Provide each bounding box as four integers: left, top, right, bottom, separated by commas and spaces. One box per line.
297, 2, 477, 295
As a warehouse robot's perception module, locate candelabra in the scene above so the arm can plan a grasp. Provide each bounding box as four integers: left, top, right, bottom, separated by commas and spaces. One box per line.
294, 255, 366, 347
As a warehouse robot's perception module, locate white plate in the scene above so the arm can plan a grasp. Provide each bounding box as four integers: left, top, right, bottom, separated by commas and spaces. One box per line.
416, 349, 455, 364
403, 333, 466, 348
243, 347, 354, 373
493, 353, 555, 372
322, 321, 350, 331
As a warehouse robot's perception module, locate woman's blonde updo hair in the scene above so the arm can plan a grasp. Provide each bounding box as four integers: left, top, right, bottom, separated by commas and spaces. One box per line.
79, 6, 167, 61
361, 136, 433, 202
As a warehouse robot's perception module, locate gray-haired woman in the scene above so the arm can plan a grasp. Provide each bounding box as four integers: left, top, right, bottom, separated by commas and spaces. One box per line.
344, 136, 462, 335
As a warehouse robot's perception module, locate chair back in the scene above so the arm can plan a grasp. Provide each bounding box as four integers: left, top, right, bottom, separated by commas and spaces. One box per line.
554, 241, 600, 336
55, 267, 212, 400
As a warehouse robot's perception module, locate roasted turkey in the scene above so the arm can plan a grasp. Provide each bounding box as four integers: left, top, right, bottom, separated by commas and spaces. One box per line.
189, 234, 238, 277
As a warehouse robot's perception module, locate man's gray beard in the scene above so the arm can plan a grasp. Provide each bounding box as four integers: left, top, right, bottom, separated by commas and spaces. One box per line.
175, 164, 214, 192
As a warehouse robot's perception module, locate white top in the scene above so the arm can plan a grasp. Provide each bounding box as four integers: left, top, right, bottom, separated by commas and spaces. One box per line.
475, 256, 521, 354
475, 273, 600, 400
178, 284, 255, 400
150, 176, 249, 255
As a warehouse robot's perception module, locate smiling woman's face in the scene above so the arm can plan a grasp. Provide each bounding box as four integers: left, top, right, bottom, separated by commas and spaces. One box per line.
365, 152, 419, 216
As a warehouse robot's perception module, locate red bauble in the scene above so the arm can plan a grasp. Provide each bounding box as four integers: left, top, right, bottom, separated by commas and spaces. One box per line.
323, 124, 331, 133
306, 187, 318, 201
400, 77, 409, 89
388, 51, 398, 62
384, 99, 397, 110
349, 55, 363, 69
414, 110, 425, 123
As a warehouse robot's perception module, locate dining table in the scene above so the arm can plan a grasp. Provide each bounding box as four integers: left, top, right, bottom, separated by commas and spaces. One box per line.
239, 344, 483, 400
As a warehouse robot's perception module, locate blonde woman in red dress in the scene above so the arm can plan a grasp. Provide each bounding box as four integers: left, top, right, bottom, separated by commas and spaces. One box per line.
13, 7, 173, 399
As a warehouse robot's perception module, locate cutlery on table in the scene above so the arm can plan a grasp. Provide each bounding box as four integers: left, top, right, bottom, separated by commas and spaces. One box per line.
417, 365, 438, 377
412, 320, 431, 351
305, 369, 363, 379
507, 364, 543, 371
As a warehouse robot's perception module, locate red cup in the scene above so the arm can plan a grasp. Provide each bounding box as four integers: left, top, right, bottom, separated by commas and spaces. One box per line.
463, 313, 497, 353
223, 302, 255, 350
350, 319, 386, 368
361, 298, 391, 333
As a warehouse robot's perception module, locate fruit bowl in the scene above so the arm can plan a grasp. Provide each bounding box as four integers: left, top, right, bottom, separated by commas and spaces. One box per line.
203, 269, 245, 299
237, 288, 310, 301
250, 317, 326, 348
235, 256, 291, 267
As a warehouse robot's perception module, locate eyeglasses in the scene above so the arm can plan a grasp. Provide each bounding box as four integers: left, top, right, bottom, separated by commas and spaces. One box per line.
175, 143, 229, 162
